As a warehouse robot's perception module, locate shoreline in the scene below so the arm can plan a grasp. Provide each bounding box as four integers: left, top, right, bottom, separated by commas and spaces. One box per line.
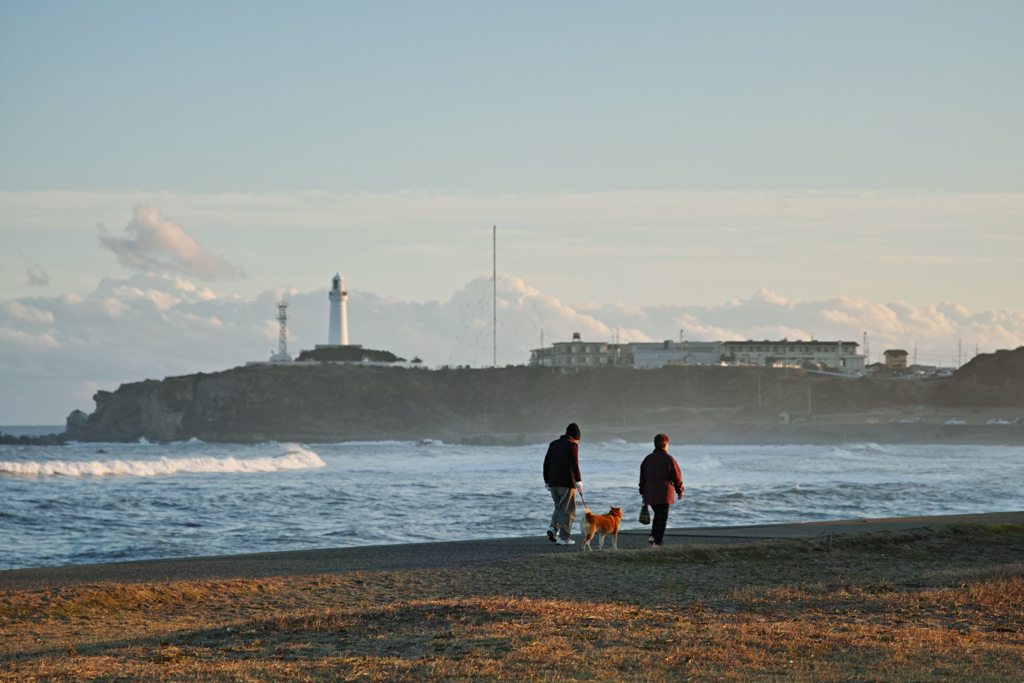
4, 425, 1024, 447
4, 510, 1022, 592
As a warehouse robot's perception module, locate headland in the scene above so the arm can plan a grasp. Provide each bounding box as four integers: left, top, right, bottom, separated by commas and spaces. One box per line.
27, 347, 1022, 445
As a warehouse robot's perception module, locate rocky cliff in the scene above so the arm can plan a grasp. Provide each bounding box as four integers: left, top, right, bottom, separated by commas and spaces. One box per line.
62, 362, 1024, 443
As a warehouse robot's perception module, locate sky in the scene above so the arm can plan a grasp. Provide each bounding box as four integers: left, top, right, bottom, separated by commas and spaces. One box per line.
1, 1, 1023, 424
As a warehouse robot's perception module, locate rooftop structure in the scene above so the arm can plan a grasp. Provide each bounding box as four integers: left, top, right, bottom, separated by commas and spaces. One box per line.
884, 349, 909, 370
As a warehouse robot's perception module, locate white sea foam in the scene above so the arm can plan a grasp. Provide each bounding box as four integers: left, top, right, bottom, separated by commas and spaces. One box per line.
2, 440, 1023, 572
0, 445, 325, 478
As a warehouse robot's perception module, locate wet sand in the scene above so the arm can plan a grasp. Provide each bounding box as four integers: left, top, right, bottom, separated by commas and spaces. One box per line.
2, 510, 1021, 592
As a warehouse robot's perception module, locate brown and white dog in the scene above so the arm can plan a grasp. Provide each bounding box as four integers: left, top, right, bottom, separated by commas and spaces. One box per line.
579, 506, 622, 551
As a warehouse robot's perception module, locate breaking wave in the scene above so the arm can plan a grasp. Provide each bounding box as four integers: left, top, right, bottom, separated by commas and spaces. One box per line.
0, 445, 325, 478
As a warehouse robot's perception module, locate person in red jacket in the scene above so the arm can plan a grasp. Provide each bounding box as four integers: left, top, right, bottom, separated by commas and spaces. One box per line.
639, 433, 683, 547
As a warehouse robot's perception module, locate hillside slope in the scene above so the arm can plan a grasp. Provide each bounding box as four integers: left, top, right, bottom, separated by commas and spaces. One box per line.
63, 364, 1024, 443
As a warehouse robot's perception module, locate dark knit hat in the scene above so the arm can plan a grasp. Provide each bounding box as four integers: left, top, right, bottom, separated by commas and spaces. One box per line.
566, 423, 581, 440
654, 433, 669, 448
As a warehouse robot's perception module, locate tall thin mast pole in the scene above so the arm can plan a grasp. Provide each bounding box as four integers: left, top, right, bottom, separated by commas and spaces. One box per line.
493, 225, 497, 368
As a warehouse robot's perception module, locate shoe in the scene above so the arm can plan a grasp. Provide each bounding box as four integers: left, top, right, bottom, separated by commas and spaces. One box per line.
648, 538, 657, 547
546, 527, 557, 543
556, 538, 575, 546
650, 543, 661, 548
648, 535, 654, 543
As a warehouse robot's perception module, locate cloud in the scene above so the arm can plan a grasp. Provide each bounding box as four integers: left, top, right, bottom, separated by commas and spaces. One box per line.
2, 273, 1023, 423
5, 189, 1022, 313
97, 205, 242, 280
0, 327, 58, 349
24, 264, 49, 287
1, 301, 54, 324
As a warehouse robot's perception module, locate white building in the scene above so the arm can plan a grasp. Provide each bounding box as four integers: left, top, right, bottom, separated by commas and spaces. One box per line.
722, 340, 865, 373
530, 333, 616, 370
529, 335, 865, 374
623, 341, 725, 369
327, 274, 348, 346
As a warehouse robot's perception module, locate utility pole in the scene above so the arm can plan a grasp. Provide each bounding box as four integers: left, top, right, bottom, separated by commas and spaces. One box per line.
679, 329, 684, 364
958, 338, 962, 369
493, 225, 497, 368
785, 339, 789, 378
914, 341, 917, 367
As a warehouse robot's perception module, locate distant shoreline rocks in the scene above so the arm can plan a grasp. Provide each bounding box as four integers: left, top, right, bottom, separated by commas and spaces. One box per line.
0, 431, 67, 446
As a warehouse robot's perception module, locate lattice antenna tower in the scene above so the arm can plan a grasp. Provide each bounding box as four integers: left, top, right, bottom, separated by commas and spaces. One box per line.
276, 293, 289, 356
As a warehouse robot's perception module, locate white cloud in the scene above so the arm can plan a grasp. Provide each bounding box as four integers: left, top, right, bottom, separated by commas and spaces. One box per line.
255, 319, 281, 342
173, 277, 217, 300
2, 273, 1023, 423
111, 286, 182, 311
99, 297, 132, 318
4, 189, 1022, 313
0, 327, 58, 348
1, 301, 54, 324
97, 205, 242, 280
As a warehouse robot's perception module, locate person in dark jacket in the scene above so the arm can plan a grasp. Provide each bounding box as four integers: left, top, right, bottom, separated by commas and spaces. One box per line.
639, 433, 683, 547
543, 423, 582, 546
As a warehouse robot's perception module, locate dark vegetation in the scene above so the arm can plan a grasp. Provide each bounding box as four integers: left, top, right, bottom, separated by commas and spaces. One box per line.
294, 346, 401, 363
61, 348, 1024, 443
954, 347, 1024, 386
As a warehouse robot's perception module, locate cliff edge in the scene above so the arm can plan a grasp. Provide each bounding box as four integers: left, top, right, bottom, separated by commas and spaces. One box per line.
62, 360, 1024, 444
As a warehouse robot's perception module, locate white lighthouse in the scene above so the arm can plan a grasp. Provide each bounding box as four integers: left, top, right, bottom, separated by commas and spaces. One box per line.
327, 274, 348, 346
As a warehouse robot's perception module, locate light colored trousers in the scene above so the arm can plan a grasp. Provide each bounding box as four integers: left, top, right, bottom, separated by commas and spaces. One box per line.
549, 486, 576, 541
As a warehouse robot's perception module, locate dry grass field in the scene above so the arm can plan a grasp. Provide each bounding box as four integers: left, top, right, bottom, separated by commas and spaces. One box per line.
2, 524, 1022, 682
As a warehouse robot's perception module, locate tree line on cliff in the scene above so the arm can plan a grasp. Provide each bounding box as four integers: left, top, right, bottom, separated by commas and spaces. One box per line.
53, 347, 1024, 443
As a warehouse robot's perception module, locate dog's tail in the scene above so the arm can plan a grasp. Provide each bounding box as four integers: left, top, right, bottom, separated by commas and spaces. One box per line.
584, 509, 594, 521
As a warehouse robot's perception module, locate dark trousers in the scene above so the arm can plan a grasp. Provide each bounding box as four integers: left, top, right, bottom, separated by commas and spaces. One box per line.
651, 504, 670, 544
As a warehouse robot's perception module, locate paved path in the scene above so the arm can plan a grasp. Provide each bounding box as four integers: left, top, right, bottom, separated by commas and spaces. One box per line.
2, 511, 1021, 592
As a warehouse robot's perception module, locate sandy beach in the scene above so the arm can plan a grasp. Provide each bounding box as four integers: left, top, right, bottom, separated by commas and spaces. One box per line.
2, 511, 1022, 681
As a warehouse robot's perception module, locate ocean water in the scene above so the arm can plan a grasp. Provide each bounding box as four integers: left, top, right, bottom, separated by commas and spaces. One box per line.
1, 439, 1022, 571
